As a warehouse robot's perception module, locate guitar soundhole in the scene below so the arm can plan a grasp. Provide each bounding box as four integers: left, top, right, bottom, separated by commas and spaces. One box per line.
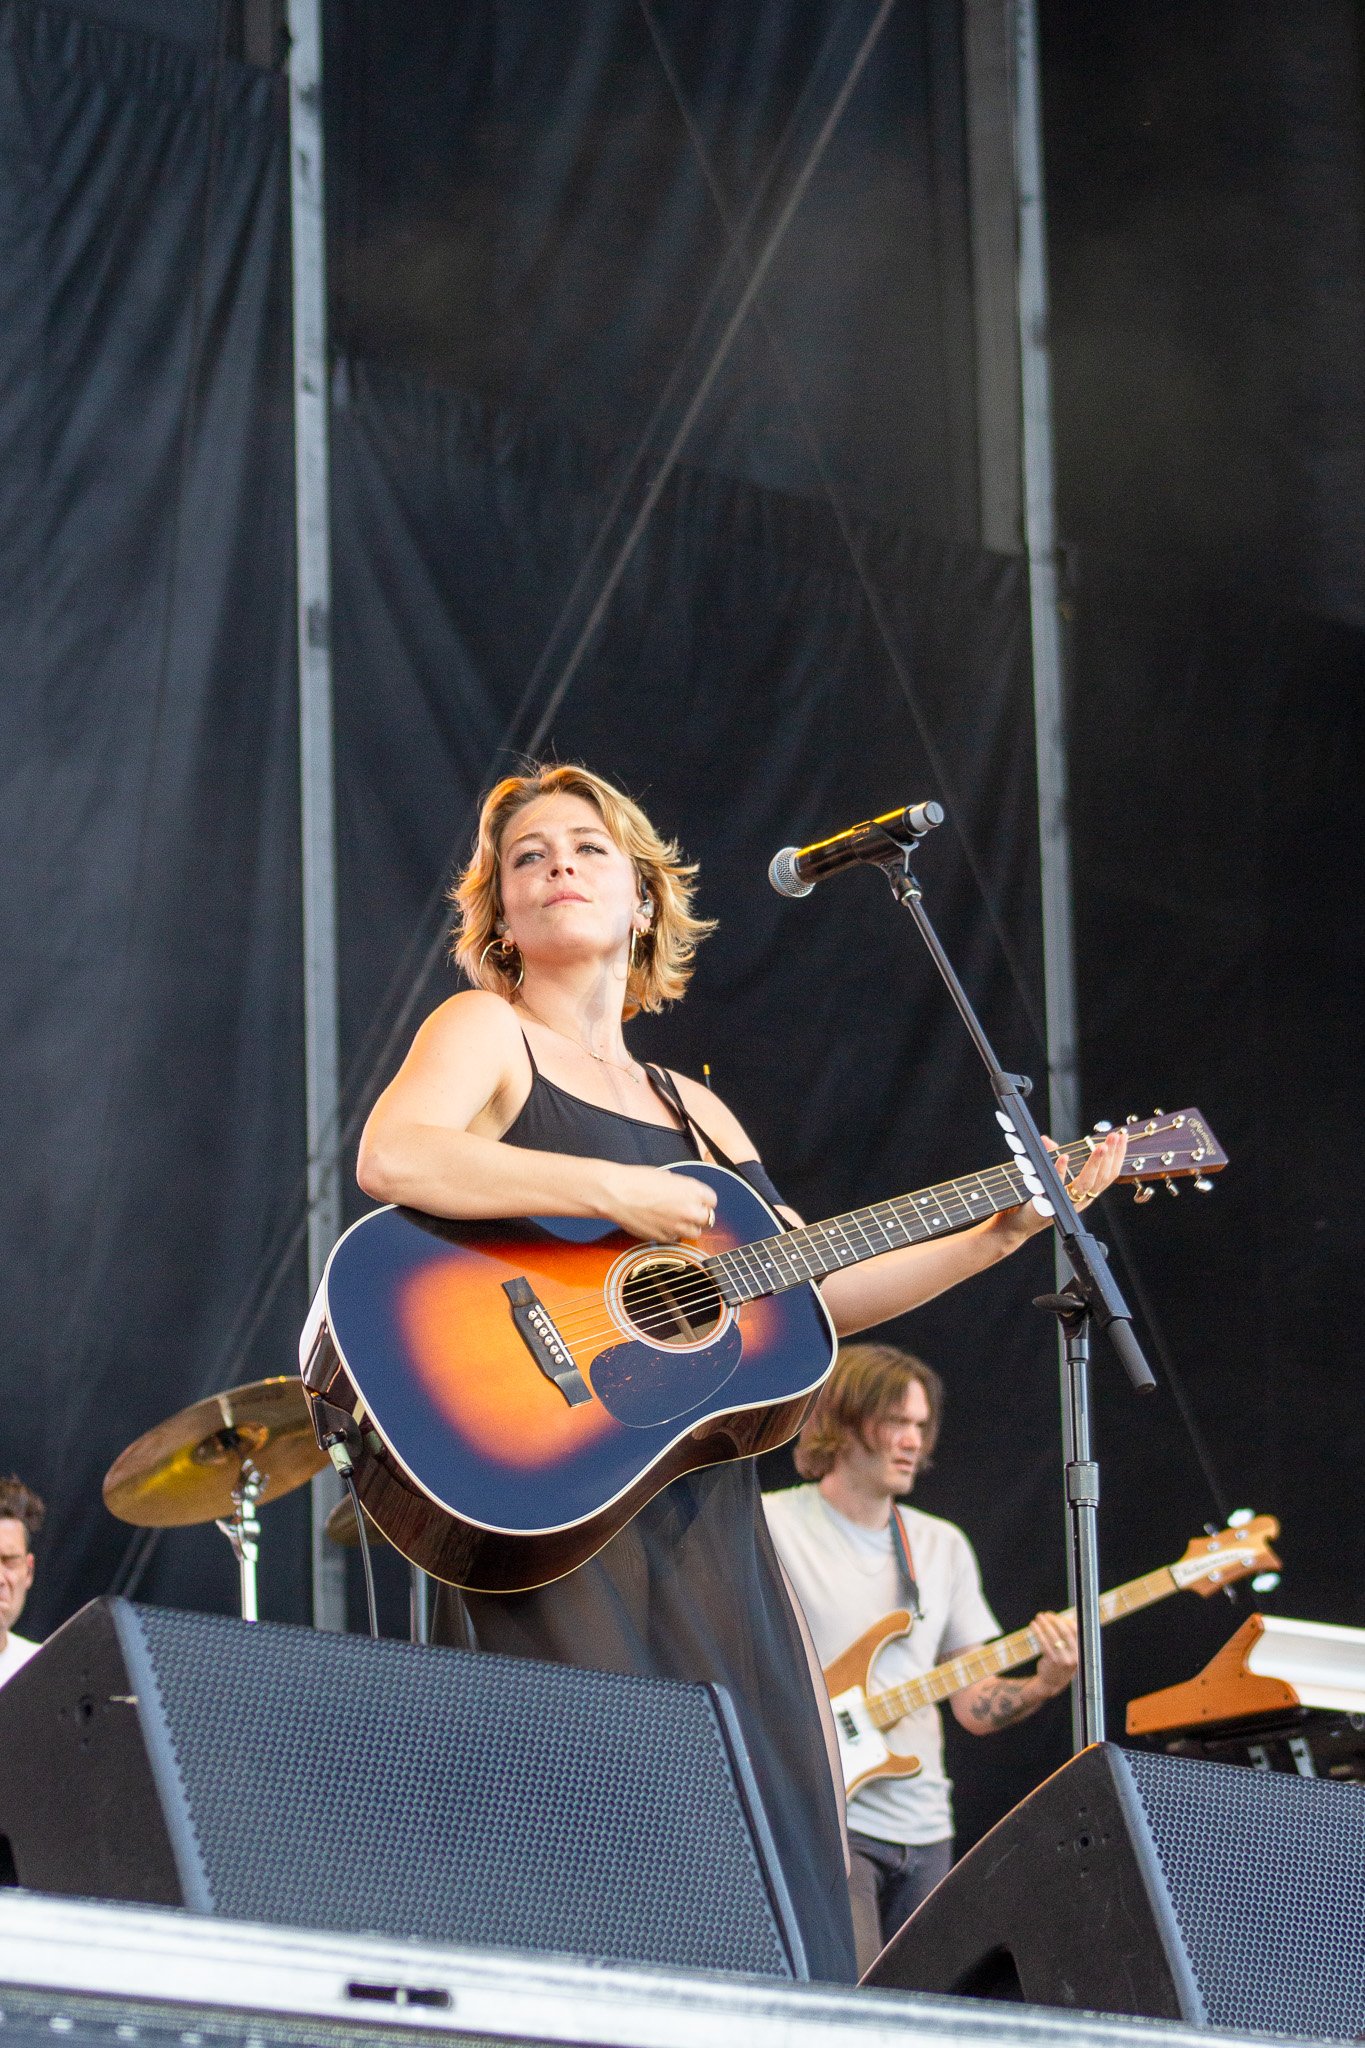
619, 1255, 725, 1349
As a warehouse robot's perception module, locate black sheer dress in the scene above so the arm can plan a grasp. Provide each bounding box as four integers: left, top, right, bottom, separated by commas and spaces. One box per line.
431, 1044, 856, 1982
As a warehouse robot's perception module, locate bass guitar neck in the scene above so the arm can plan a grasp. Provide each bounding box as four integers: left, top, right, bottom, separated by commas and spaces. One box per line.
822, 1513, 1279, 1794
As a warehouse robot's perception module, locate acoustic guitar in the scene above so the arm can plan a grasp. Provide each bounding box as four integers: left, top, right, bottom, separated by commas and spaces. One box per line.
299, 1109, 1226, 1592
824, 1512, 1281, 1793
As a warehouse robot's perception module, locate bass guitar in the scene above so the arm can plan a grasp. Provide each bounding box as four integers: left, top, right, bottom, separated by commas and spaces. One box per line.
299, 1109, 1225, 1592
826, 1513, 1280, 1793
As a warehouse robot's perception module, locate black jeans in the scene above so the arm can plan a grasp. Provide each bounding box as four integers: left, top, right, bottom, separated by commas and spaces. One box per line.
847, 1829, 954, 1976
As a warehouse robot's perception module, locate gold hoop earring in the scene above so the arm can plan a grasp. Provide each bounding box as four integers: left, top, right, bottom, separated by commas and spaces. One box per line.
479, 934, 524, 992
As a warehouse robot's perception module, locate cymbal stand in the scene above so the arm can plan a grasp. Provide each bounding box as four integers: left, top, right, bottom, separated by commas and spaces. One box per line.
871, 824, 1156, 1749
216, 1459, 265, 1622
409, 1566, 430, 1645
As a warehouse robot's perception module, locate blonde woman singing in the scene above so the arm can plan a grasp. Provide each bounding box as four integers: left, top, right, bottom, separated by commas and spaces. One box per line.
358, 761, 1125, 1982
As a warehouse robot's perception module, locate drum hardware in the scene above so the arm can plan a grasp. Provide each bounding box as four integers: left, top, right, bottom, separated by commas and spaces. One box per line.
103, 1377, 326, 1623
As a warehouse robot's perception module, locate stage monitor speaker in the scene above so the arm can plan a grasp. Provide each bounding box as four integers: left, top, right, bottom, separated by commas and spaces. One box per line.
0, 1597, 804, 1979
865, 1740, 1365, 2038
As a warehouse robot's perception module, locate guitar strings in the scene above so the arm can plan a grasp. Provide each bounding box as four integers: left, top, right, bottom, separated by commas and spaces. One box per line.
535, 1156, 1038, 1347
520, 1122, 1205, 1356
523, 1190, 1042, 1354
533, 1146, 1123, 1349
519, 1112, 1200, 1351
532, 1133, 1128, 1344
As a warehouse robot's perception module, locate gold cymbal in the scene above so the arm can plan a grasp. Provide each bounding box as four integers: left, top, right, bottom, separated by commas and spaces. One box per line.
103, 1375, 326, 1528
323, 1491, 389, 1550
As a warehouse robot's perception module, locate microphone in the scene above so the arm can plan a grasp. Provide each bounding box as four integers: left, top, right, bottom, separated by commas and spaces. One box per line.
768, 802, 944, 899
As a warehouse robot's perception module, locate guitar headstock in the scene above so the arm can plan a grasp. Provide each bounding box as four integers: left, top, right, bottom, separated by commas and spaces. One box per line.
1076, 1108, 1228, 1200
1169, 1514, 1281, 1596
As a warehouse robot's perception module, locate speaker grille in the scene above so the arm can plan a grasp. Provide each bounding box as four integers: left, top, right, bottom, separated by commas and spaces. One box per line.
129, 1606, 790, 1975
1124, 1746, 1365, 2037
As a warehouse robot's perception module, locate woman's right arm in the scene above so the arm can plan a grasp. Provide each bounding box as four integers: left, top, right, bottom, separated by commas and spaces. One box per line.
356, 992, 714, 1240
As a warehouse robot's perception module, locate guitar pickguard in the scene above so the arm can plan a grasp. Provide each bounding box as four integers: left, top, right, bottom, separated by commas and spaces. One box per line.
588, 1320, 743, 1428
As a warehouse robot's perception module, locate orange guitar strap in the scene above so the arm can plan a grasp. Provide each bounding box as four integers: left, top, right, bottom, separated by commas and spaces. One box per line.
891, 1506, 924, 1621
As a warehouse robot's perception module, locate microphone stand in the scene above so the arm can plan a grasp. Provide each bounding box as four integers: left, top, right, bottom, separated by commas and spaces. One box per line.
868, 824, 1155, 1749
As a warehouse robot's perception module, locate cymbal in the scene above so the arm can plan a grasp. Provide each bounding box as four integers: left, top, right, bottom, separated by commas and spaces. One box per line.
103, 1376, 326, 1528
324, 1491, 389, 1550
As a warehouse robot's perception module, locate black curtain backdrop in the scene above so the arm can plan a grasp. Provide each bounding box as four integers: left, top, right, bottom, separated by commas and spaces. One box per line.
1009, 0, 1365, 1862
3, 0, 1363, 1870
0, 0, 310, 1629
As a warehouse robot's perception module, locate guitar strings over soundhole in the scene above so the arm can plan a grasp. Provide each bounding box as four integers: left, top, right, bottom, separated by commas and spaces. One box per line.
620, 1255, 725, 1348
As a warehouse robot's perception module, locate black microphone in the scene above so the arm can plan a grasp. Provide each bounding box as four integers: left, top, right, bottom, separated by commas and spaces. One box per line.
768, 802, 944, 899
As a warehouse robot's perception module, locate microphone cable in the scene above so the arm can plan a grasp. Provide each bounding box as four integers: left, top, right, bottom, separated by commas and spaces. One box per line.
343, 1471, 380, 1642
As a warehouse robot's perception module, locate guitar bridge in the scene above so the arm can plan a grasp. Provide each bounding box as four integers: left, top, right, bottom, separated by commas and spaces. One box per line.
502, 1277, 592, 1407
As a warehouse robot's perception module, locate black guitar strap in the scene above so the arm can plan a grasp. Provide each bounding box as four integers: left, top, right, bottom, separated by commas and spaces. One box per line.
643, 1064, 745, 1175
890, 1506, 925, 1622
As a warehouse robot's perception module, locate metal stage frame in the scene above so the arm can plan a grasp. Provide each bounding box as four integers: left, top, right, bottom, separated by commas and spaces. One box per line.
0, 1892, 1302, 2048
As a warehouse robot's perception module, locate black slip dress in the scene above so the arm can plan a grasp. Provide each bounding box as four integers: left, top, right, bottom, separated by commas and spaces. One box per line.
430, 1040, 856, 1983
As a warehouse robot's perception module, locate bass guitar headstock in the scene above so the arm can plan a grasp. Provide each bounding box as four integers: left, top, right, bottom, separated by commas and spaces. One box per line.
1169, 1512, 1281, 1596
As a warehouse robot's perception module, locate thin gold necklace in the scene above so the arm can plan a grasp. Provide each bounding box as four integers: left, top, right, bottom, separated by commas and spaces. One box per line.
518, 1003, 645, 1080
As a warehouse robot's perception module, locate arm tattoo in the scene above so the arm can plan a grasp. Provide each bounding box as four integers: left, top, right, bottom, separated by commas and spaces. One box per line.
964, 1678, 1037, 1731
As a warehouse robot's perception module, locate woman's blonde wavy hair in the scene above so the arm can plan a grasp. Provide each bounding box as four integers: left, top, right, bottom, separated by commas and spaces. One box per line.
450, 763, 716, 1019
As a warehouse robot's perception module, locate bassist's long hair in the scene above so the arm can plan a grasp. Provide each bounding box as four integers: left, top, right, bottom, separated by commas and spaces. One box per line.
795, 1343, 944, 1481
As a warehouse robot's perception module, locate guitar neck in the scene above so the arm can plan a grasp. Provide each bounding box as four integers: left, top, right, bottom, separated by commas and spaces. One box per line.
867, 1563, 1179, 1728
709, 1157, 1044, 1303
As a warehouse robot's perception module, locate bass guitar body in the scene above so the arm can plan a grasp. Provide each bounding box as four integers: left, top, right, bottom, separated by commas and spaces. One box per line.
300, 1163, 835, 1593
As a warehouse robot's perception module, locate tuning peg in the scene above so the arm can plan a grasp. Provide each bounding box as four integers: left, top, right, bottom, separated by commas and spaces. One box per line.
1164, 1178, 1180, 1197
1132, 1184, 1154, 1204
1252, 1572, 1281, 1594
1227, 1508, 1253, 1526
1125, 1114, 1139, 1124
1093, 1119, 1113, 1134
1153, 1107, 1164, 1116
1194, 1175, 1214, 1193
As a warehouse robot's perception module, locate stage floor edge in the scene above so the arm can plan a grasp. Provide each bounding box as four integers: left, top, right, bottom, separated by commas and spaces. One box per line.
0, 1891, 1306, 2048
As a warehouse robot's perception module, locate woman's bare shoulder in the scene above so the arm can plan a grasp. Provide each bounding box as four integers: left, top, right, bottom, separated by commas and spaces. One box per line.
418, 987, 523, 1045
387, 989, 525, 1096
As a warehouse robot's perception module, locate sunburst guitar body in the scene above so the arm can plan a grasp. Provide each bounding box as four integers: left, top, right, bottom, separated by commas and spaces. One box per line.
301, 1165, 834, 1591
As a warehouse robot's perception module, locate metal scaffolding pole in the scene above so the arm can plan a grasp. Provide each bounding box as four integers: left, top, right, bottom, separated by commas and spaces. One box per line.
288, 0, 346, 1631
1013, 0, 1078, 1152
1012, 0, 1088, 1744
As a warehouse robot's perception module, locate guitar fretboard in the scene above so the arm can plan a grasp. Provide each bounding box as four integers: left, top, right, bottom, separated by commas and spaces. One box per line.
708, 1157, 1040, 1303
867, 1565, 1179, 1727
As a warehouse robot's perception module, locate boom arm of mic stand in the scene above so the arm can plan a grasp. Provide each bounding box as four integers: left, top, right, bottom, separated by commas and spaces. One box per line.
875, 843, 1156, 1395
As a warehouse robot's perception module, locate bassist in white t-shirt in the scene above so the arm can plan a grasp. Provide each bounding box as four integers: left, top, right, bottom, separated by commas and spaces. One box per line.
763, 1345, 1076, 1974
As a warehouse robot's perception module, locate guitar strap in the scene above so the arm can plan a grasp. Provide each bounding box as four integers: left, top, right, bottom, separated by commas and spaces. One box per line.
643, 1065, 743, 1174
890, 1506, 925, 1622
642, 1064, 794, 1234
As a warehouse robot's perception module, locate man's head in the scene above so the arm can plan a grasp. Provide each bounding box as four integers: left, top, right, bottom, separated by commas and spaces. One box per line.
0, 1477, 44, 1643
795, 1343, 944, 1499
